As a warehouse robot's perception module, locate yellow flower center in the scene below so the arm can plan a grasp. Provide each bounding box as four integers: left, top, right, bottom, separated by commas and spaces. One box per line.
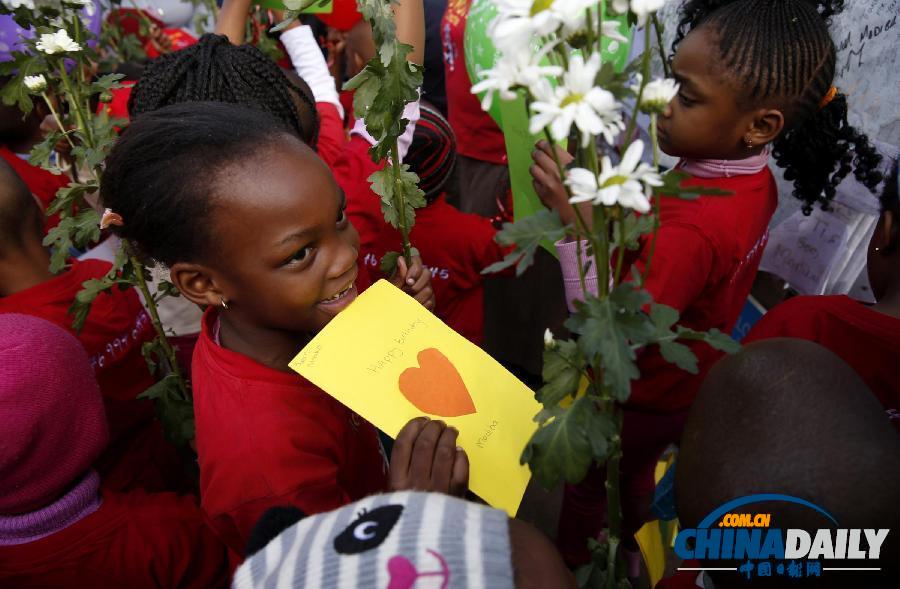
560, 92, 584, 107
601, 175, 630, 188
530, 0, 554, 16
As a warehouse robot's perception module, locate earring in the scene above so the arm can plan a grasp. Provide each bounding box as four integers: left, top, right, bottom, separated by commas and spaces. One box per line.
220, 298, 229, 310
745, 137, 753, 150
875, 247, 881, 253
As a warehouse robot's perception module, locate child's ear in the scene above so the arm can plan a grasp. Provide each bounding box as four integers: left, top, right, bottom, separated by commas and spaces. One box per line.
747, 108, 785, 149
169, 262, 225, 308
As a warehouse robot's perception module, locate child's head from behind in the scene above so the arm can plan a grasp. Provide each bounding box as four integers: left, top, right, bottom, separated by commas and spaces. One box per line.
0, 159, 43, 253
867, 159, 899, 301
234, 491, 575, 589
101, 101, 359, 336
127, 34, 319, 146
0, 314, 108, 515
405, 102, 457, 204
665, 0, 881, 211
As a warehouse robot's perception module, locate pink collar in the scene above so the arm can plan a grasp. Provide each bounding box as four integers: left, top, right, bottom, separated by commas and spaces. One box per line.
678, 148, 770, 179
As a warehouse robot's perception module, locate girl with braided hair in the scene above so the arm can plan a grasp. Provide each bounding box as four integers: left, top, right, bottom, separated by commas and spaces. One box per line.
531, 0, 883, 572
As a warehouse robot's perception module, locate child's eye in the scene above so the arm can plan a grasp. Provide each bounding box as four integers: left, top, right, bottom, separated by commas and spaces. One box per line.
286, 246, 315, 266
678, 92, 695, 107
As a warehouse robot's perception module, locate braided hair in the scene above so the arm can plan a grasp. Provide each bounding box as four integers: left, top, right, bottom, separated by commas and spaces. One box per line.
102, 101, 298, 267
672, 0, 882, 213
128, 34, 320, 146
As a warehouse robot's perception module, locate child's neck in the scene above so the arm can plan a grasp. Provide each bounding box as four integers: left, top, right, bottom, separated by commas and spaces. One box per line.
218, 311, 311, 372
872, 287, 900, 321
0, 247, 55, 297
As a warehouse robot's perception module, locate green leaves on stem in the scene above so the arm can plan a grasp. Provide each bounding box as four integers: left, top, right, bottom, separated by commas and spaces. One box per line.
482, 209, 567, 276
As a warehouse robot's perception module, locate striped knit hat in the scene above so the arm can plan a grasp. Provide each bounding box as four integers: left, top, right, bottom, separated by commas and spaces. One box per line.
405, 103, 457, 203
232, 492, 513, 589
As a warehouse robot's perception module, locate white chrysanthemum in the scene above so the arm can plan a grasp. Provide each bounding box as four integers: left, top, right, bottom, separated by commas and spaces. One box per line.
492, 0, 619, 51
637, 77, 679, 113
565, 140, 662, 212
2, 0, 35, 9
23, 74, 47, 93
35, 29, 82, 54
471, 48, 562, 112
544, 328, 556, 349
528, 52, 624, 147
611, 0, 668, 24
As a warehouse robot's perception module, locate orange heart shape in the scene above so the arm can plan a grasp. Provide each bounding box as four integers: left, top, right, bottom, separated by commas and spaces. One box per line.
398, 348, 476, 417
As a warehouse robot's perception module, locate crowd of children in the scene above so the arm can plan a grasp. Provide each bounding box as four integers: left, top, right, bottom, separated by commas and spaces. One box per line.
1, 0, 898, 586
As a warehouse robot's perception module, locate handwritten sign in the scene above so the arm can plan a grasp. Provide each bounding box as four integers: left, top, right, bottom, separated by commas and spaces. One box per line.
289, 280, 541, 516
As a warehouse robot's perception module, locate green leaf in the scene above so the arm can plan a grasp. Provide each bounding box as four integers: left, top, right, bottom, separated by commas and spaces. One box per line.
482, 209, 566, 276
658, 340, 698, 373
68, 276, 114, 332
521, 397, 596, 488
46, 181, 97, 216
612, 211, 655, 252
270, 9, 302, 33
676, 327, 741, 354
539, 339, 584, 408
369, 163, 425, 235
659, 170, 734, 200
89, 73, 125, 94
380, 251, 401, 275
649, 303, 678, 331
138, 374, 195, 448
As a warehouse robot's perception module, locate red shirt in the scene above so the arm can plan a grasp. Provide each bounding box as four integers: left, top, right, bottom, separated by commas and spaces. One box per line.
0, 490, 230, 588
744, 295, 900, 432
442, 0, 508, 165
0, 259, 182, 492
192, 305, 389, 552
627, 168, 778, 413
367, 195, 504, 344
0, 145, 68, 233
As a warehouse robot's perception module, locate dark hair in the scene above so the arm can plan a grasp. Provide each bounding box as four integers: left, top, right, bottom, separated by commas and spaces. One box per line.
673, 0, 882, 213
101, 101, 299, 267
0, 159, 42, 249
128, 34, 319, 146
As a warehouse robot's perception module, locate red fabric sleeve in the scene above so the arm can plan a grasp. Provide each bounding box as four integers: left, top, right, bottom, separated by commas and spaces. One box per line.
632, 224, 716, 313
315, 102, 348, 170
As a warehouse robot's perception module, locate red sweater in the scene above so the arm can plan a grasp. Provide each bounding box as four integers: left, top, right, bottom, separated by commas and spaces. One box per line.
192, 304, 389, 552
0, 490, 230, 588
0, 259, 183, 493
627, 168, 778, 413
0, 145, 68, 233
744, 295, 900, 433
442, 0, 508, 165
367, 195, 504, 344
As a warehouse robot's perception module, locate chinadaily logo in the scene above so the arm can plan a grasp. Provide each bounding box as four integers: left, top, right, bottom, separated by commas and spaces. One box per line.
674, 494, 889, 581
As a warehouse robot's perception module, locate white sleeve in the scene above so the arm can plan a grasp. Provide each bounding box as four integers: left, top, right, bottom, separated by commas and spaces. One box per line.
279, 25, 343, 118
349, 98, 421, 162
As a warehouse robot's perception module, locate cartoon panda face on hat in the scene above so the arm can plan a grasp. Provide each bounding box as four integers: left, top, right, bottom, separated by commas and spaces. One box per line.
233, 492, 513, 589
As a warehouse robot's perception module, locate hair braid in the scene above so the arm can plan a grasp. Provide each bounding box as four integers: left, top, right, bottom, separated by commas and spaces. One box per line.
128, 34, 319, 146
672, 0, 881, 212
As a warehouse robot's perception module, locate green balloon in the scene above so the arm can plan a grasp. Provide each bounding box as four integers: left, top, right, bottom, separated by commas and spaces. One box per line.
463, 0, 634, 130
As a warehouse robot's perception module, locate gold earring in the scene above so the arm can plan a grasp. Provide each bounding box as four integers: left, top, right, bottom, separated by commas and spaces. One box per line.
220, 298, 229, 310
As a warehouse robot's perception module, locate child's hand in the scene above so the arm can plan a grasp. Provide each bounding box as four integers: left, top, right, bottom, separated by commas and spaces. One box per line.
389, 417, 469, 497
392, 255, 436, 311
530, 140, 591, 229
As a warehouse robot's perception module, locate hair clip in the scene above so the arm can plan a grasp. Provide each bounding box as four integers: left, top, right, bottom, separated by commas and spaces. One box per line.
818, 86, 838, 110
100, 208, 124, 230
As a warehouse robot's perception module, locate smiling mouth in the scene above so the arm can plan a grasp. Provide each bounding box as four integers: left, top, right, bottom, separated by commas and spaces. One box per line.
319, 280, 355, 304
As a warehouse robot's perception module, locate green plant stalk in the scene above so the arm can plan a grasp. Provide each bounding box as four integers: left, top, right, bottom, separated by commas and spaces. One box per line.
622, 27, 652, 147
642, 113, 663, 285
127, 245, 189, 398
390, 142, 414, 263
70, 14, 95, 147
652, 14, 670, 78
56, 61, 93, 152
605, 444, 623, 589
614, 209, 626, 285
40, 92, 76, 151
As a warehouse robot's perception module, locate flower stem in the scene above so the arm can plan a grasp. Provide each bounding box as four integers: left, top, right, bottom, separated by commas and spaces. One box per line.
41, 93, 77, 151
622, 24, 652, 149
56, 61, 93, 151
390, 142, 413, 263
642, 114, 663, 286
652, 14, 670, 78
126, 244, 188, 398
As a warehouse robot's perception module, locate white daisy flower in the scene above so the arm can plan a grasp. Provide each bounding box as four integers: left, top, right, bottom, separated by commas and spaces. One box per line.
636, 76, 679, 114
565, 140, 662, 212
23, 74, 47, 93
528, 52, 624, 147
35, 29, 82, 54
611, 0, 668, 24
471, 47, 562, 112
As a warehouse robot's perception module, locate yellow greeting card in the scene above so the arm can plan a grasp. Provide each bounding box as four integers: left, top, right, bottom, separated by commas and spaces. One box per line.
289, 279, 540, 516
